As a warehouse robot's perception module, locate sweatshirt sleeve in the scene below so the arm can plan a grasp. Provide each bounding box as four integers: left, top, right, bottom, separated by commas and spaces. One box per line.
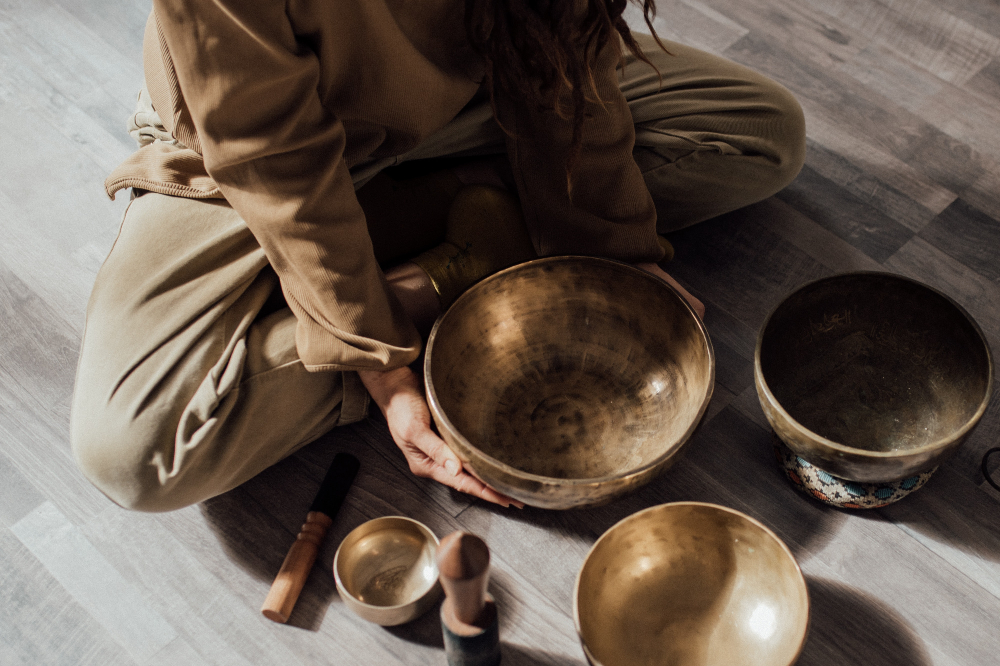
152, 0, 421, 371
500, 39, 665, 264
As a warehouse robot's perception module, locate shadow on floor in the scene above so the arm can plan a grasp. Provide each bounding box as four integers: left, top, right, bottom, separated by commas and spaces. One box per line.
501, 643, 585, 666
485, 403, 849, 564
797, 576, 932, 666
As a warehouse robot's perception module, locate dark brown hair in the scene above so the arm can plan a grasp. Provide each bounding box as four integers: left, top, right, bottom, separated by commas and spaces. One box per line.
464, 0, 667, 193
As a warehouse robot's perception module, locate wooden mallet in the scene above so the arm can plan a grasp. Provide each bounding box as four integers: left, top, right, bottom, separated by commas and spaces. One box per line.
261, 452, 360, 623
437, 531, 501, 666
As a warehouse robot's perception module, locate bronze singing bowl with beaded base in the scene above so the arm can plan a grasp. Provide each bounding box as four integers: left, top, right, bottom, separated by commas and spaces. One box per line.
575, 502, 809, 666
425, 256, 714, 509
756, 272, 993, 485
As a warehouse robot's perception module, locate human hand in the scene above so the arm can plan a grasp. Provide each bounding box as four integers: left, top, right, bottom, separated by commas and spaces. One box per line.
358, 365, 524, 508
635, 262, 706, 320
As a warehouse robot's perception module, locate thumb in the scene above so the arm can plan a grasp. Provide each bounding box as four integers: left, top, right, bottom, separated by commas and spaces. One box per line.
415, 428, 463, 477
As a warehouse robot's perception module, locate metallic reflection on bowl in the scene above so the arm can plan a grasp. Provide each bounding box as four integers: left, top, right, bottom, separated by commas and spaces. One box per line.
756, 272, 993, 482
333, 516, 441, 626
574, 502, 809, 666
425, 256, 714, 509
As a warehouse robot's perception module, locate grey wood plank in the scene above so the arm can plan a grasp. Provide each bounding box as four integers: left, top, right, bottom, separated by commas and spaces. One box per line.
963, 161, 1000, 223
146, 637, 211, 666
81, 505, 298, 666
0, 0, 144, 144
0, 380, 110, 525
52, 0, 150, 64
918, 198, 1000, 283
964, 55, 1000, 102
666, 202, 833, 331
761, 197, 884, 273
10, 502, 178, 663
624, 0, 749, 55
729, 382, 773, 432
807, 0, 1000, 85
879, 464, 1000, 602
0, 127, 125, 329
775, 164, 915, 262
0, 449, 45, 528
0, 260, 79, 424
797, 577, 934, 666
839, 43, 947, 115
0, 529, 136, 666
800, 517, 1000, 665
915, 0, 1000, 35
803, 112, 958, 216
150, 494, 420, 666
706, 329, 754, 397
916, 72, 1000, 161
802, 140, 939, 233
720, 31, 990, 194
700, 0, 869, 72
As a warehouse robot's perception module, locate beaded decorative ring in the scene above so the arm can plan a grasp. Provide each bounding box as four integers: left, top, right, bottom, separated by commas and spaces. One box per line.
773, 434, 936, 509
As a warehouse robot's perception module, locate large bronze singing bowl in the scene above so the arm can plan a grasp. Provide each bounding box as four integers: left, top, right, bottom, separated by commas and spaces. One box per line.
575, 502, 809, 666
425, 257, 714, 509
756, 272, 994, 482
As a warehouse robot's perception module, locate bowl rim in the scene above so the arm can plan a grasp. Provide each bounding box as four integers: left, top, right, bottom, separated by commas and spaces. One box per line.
754, 270, 995, 461
332, 515, 441, 611
423, 255, 715, 487
572, 501, 810, 666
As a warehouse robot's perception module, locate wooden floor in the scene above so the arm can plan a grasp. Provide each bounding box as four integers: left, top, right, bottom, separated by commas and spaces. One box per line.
3, 0, 1000, 664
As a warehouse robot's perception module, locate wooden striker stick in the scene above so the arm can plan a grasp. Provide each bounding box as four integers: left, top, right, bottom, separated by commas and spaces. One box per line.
261, 452, 360, 623
261, 511, 333, 623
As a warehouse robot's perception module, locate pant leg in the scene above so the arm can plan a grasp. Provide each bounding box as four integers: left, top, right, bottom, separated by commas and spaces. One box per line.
70, 192, 368, 512
619, 34, 806, 232
379, 34, 805, 233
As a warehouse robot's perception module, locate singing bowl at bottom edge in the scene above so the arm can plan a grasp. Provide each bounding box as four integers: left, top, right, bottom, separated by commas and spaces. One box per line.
424, 256, 715, 510
574, 502, 809, 666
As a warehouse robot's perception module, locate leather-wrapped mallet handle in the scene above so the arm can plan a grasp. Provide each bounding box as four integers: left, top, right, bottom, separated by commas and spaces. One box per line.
261, 452, 360, 623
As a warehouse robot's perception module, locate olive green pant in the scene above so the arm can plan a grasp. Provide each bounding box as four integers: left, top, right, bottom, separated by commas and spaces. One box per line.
71, 35, 805, 511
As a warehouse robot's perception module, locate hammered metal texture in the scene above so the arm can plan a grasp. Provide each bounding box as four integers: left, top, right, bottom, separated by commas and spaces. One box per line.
425, 257, 714, 509
574, 502, 809, 666
756, 272, 993, 482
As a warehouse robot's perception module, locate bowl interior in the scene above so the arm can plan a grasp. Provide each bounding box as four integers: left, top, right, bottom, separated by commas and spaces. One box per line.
428, 258, 712, 480
759, 274, 991, 453
576, 503, 808, 666
335, 518, 438, 608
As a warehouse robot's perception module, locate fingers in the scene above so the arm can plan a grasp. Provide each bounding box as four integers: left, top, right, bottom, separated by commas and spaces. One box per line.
413, 428, 463, 477
406, 440, 523, 508
390, 398, 523, 508
427, 461, 524, 509
359, 361, 525, 508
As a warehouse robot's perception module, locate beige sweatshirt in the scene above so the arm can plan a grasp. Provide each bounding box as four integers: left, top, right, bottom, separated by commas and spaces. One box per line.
106, 0, 663, 372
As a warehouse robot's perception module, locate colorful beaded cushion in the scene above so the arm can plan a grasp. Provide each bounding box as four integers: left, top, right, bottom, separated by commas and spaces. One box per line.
773, 434, 936, 509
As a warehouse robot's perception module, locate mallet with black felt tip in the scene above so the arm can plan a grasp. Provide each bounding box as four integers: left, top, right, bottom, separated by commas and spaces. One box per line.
261, 452, 360, 623
438, 531, 502, 666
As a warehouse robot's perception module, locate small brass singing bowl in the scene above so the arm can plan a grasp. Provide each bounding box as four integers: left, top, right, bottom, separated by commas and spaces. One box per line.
575, 502, 809, 666
425, 256, 714, 509
756, 272, 994, 483
333, 516, 441, 626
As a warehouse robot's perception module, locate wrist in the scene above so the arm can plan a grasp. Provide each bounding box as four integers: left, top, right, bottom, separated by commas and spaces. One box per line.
358, 365, 417, 407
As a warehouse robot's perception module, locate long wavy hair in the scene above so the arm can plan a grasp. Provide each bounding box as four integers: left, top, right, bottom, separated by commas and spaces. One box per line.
465, 0, 667, 194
